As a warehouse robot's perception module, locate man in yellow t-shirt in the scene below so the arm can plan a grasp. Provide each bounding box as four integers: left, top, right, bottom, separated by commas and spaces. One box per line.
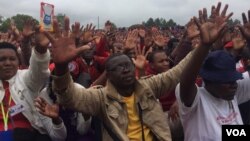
123, 94, 153, 141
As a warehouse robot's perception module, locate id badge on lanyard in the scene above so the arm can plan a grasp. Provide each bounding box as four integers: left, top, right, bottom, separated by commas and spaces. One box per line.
1, 97, 12, 131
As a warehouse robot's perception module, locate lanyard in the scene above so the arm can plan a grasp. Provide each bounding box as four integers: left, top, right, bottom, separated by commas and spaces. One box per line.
1, 95, 12, 131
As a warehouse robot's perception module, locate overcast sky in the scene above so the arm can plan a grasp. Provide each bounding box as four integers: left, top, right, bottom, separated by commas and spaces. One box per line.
0, 0, 249, 28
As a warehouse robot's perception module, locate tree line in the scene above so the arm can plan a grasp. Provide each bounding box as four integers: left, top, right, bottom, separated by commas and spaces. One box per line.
0, 14, 242, 32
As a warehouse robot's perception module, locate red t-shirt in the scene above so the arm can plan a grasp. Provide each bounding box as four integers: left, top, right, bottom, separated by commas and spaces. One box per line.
145, 65, 176, 111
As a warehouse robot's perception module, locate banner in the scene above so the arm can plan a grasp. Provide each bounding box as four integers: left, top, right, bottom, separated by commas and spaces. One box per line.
40, 2, 54, 31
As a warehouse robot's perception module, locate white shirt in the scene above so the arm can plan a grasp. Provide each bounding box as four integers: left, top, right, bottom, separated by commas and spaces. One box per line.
175, 78, 250, 141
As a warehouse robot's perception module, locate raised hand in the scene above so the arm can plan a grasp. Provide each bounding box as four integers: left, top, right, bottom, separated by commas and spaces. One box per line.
81, 23, 96, 44
44, 17, 91, 65
0, 33, 9, 42
238, 10, 250, 41
152, 30, 165, 47
194, 4, 233, 46
125, 29, 139, 50
9, 20, 20, 40
115, 32, 126, 43
0, 33, 18, 46
22, 19, 36, 39
34, 97, 59, 119
71, 22, 83, 39
210, 2, 233, 26
132, 45, 152, 70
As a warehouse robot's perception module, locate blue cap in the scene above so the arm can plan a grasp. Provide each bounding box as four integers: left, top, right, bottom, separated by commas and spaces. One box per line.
199, 50, 243, 83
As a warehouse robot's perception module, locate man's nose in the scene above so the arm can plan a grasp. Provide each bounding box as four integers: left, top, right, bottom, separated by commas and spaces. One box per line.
4, 59, 12, 65
163, 60, 169, 66
122, 66, 130, 73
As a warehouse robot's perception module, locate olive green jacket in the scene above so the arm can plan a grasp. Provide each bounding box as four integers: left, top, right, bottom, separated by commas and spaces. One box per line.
52, 52, 193, 141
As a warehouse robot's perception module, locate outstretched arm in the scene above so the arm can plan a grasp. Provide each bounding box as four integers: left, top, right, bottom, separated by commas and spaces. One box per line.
44, 17, 102, 115
23, 25, 50, 92
44, 16, 91, 76
180, 2, 233, 106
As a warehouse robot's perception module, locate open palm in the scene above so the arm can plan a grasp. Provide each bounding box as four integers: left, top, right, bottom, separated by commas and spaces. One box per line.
45, 17, 91, 65
199, 22, 223, 45
34, 97, 59, 119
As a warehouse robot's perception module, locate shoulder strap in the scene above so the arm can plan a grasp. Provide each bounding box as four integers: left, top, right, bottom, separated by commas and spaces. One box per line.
99, 89, 121, 141
138, 103, 145, 141
102, 120, 120, 141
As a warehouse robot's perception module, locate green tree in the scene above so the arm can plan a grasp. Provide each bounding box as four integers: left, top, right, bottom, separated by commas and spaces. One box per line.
0, 18, 11, 32
227, 18, 241, 27
154, 18, 161, 27
160, 18, 167, 28
142, 17, 177, 28
166, 19, 176, 27
143, 17, 155, 27
233, 19, 241, 25
0, 15, 3, 24
0, 14, 38, 32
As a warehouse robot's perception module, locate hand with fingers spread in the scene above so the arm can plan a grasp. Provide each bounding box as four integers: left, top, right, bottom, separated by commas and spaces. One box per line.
71, 22, 83, 40
0, 33, 9, 42
9, 20, 20, 40
81, 23, 96, 44
179, 2, 233, 107
22, 19, 36, 39
132, 45, 152, 70
125, 29, 139, 50
238, 10, 250, 41
194, 4, 233, 46
34, 97, 59, 119
209, 2, 233, 27
0, 33, 19, 47
44, 17, 91, 66
152, 31, 165, 47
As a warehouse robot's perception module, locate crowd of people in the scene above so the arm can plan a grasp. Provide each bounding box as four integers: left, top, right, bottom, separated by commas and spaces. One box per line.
1, 2, 250, 141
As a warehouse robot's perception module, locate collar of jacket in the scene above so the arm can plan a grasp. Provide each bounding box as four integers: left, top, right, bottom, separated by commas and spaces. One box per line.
104, 79, 154, 104
0, 73, 17, 102
0, 73, 16, 87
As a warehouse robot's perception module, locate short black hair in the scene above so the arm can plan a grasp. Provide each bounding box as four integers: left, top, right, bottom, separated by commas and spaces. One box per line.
105, 53, 132, 71
147, 49, 166, 63
0, 42, 18, 53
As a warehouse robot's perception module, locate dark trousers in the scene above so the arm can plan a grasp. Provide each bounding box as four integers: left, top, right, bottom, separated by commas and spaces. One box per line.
239, 100, 250, 125
13, 128, 52, 141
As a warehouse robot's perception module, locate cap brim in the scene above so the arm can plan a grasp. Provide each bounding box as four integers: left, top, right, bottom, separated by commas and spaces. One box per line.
199, 69, 243, 83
